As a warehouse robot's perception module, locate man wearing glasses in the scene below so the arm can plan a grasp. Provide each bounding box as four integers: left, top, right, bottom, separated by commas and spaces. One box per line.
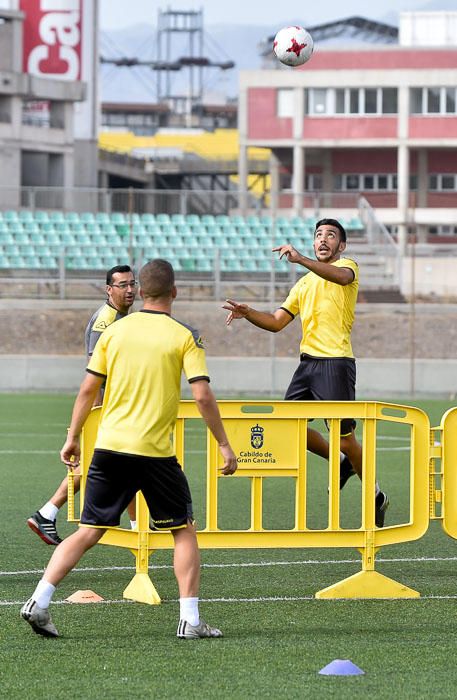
27, 265, 138, 545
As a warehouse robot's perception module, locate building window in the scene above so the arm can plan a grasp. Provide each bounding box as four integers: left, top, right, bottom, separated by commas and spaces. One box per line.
429, 174, 457, 191
427, 88, 441, 113
365, 89, 377, 114
382, 88, 397, 114
334, 173, 417, 192
305, 174, 323, 190
306, 88, 398, 116
309, 88, 328, 114
410, 87, 457, 114
277, 89, 294, 118
446, 88, 456, 113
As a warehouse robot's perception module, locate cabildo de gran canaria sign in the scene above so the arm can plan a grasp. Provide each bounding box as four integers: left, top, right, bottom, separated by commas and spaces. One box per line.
220, 417, 301, 470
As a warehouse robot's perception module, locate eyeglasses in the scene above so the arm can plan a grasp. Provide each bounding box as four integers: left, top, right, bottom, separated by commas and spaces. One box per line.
110, 281, 138, 289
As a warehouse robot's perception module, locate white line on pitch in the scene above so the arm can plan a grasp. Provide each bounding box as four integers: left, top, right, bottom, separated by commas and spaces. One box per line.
3, 593, 457, 607
3, 555, 457, 577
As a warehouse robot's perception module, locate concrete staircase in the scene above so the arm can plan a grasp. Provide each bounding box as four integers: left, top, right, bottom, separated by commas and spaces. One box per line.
347, 234, 405, 303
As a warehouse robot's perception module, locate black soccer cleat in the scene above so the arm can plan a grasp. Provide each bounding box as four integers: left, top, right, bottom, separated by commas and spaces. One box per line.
375, 491, 389, 528
340, 456, 356, 490
27, 511, 62, 546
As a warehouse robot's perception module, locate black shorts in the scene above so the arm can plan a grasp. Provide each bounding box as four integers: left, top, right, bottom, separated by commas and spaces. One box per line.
284, 354, 356, 436
80, 449, 193, 530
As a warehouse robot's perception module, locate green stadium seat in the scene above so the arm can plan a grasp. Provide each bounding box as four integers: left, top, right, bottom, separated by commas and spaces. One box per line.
19, 211, 34, 223
7, 255, 26, 268
111, 212, 126, 224
180, 257, 196, 271
221, 259, 240, 272
185, 214, 200, 226
44, 233, 60, 246
65, 212, 80, 223
34, 210, 50, 223
0, 232, 13, 244
23, 255, 41, 269
171, 214, 185, 225
201, 215, 215, 225
8, 222, 25, 235
4, 244, 19, 255
241, 259, 257, 272
3, 210, 19, 222
60, 232, 76, 245
215, 215, 230, 226
40, 256, 58, 269
80, 212, 95, 224
257, 259, 272, 272
95, 212, 110, 224
0, 254, 9, 268
49, 211, 65, 223
196, 258, 212, 272
141, 213, 156, 224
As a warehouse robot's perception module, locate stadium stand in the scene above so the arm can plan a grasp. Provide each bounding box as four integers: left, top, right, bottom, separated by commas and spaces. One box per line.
0, 211, 333, 273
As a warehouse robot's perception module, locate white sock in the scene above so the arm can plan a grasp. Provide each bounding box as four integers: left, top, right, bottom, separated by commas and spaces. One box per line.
179, 597, 199, 626
375, 481, 380, 496
33, 579, 56, 609
340, 452, 346, 463
130, 520, 137, 530
39, 502, 59, 521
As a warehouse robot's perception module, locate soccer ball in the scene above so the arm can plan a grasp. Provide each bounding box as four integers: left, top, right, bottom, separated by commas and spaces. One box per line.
273, 25, 314, 67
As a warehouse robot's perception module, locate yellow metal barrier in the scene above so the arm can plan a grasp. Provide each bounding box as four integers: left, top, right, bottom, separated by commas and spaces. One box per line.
432, 407, 457, 537
72, 400, 431, 604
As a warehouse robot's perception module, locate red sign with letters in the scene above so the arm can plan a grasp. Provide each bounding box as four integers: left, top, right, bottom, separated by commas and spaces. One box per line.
20, 0, 83, 80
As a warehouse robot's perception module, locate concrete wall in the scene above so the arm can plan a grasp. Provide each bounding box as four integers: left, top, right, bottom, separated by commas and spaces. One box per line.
400, 257, 457, 298
1, 355, 457, 398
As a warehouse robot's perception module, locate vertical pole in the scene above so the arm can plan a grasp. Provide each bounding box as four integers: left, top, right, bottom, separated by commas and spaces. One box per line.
128, 187, 134, 268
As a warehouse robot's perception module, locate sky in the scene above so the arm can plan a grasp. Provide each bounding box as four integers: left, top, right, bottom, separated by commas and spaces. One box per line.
99, 0, 435, 31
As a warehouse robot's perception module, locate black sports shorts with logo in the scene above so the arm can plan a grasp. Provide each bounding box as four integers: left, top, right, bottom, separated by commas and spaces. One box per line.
284, 353, 356, 436
80, 449, 193, 530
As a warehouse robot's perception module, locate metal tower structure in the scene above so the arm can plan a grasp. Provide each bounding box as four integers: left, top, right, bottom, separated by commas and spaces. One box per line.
156, 8, 227, 115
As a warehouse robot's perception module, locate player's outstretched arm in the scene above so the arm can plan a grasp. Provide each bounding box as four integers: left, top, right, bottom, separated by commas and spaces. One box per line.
190, 380, 237, 475
60, 372, 104, 468
223, 299, 292, 332
273, 243, 354, 285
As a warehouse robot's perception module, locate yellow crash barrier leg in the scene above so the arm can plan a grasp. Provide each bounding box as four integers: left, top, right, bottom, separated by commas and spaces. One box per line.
123, 493, 161, 605
316, 530, 420, 599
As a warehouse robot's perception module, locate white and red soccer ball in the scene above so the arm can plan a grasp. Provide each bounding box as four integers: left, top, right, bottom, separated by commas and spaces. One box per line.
273, 25, 314, 67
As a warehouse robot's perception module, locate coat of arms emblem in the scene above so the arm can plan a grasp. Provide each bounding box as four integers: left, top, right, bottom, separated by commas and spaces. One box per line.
251, 423, 264, 449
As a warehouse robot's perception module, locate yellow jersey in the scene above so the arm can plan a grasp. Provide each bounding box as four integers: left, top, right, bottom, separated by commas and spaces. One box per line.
280, 258, 359, 358
87, 310, 209, 457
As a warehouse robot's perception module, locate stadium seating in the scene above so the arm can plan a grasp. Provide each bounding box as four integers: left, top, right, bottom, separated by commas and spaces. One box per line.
0, 209, 365, 273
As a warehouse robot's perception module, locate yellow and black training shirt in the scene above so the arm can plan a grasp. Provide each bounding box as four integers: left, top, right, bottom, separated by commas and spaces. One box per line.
87, 310, 209, 458
280, 258, 359, 358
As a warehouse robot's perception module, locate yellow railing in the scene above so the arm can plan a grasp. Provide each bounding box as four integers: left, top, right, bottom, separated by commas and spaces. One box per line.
69, 400, 433, 604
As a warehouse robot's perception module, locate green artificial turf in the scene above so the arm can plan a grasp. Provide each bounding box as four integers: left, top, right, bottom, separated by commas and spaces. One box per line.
1, 394, 457, 699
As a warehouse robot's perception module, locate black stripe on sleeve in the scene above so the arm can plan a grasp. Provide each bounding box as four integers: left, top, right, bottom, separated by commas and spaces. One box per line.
280, 307, 295, 320
86, 368, 107, 378
188, 375, 210, 384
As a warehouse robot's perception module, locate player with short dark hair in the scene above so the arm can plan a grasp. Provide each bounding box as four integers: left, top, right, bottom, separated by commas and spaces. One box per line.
21, 258, 237, 640
27, 265, 137, 545
223, 218, 389, 526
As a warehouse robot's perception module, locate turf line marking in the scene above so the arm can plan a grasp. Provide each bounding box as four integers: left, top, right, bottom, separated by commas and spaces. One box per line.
4, 555, 457, 577
4, 594, 457, 607
0, 450, 57, 454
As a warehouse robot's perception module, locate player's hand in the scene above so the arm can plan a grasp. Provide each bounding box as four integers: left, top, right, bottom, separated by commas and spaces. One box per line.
218, 443, 238, 475
222, 299, 250, 325
60, 437, 81, 469
272, 243, 302, 264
